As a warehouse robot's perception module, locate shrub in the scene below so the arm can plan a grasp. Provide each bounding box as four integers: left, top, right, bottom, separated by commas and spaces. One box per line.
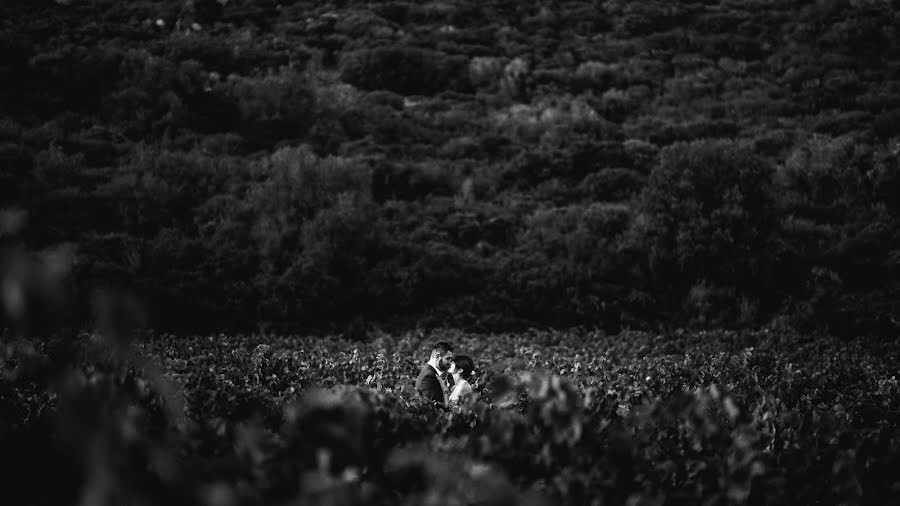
333, 10, 395, 38
500, 57, 530, 101
501, 148, 568, 188
371, 161, 456, 203
777, 133, 872, 211
752, 128, 796, 157
246, 146, 371, 259
282, 194, 383, 321
517, 202, 632, 270
788, 266, 845, 333
437, 136, 482, 159
856, 89, 900, 112
221, 68, 317, 145
93, 147, 246, 238
637, 140, 778, 292
684, 281, 757, 328
697, 34, 768, 61
662, 69, 725, 103
101, 51, 206, 137
572, 61, 623, 92
873, 109, 900, 140
578, 168, 646, 201
810, 110, 871, 136
340, 46, 470, 96
368, 228, 485, 314
0, 143, 34, 202
184, 0, 225, 24
616, 1, 689, 36
372, 2, 411, 24
33, 144, 88, 190
493, 95, 607, 143
361, 90, 404, 110
873, 148, 900, 214
577, 202, 634, 246
594, 87, 647, 123
27, 44, 125, 113
164, 31, 306, 75
625, 116, 741, 146
622, 138, 659, 174
338, 99, 436, 146
468, 56, 507, 89
568, 140, 629, 173
694, 12, 750, 34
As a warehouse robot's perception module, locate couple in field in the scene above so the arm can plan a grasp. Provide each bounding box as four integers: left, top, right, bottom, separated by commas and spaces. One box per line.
414, 341, 474, 405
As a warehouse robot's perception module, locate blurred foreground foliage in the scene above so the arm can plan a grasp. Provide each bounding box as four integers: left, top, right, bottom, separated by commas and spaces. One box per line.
2, 327, 899, 505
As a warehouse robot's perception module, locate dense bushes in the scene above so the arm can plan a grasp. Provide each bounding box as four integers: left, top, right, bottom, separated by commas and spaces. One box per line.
777, 133, 873, 213
635, 140, 781, 322
577, 168, 645, 201
2, 0, 900, 333
4, 328, 899, 505
223, 69, 317, 146
371, 161, 457, 203
639, 140, 778, 286
340, 46, 471, 96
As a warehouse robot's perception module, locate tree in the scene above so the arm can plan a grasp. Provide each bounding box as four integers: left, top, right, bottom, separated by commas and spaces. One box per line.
636, 140, 779, 315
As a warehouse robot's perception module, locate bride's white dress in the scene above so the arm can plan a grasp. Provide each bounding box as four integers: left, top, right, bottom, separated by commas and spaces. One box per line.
448, 378, 473, 403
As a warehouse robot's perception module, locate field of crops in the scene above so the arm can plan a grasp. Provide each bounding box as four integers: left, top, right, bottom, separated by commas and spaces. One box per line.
3, 327, 900, 505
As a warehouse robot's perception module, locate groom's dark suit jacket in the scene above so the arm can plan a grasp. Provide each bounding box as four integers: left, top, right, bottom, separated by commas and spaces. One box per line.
415, 364, 444, 404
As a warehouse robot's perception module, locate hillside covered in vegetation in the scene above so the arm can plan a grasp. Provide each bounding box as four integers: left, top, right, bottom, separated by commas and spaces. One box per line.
2, 0, 899, 334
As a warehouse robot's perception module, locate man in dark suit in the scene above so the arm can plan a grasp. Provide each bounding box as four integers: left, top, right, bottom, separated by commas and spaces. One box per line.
415, 341, 454, 405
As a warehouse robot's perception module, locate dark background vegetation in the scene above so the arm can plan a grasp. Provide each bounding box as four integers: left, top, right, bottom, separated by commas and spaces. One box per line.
2, 0, 900, 336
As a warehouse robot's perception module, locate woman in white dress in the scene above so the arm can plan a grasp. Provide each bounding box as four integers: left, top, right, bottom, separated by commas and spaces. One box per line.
448, 355, 475, 404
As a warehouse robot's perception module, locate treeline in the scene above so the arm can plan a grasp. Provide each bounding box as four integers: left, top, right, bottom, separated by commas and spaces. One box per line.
1, 0, 899, 335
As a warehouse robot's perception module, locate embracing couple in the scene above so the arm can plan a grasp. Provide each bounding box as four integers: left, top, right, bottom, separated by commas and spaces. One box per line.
414, 341, 474, 405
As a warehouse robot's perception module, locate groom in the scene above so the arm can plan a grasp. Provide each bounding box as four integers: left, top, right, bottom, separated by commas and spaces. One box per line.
415, 341, 454, 404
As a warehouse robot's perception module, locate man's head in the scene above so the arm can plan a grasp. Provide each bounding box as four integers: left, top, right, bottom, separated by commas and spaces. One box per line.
428, 341, 453, 372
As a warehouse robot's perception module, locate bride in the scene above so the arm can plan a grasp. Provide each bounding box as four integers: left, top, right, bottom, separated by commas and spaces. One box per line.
447, 355, 474, 403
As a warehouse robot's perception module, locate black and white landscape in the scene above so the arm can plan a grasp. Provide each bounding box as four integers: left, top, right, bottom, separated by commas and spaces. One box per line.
2, 1, 899, 505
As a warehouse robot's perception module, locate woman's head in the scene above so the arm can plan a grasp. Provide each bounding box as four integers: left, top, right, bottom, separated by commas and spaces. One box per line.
449, 355, 474, 380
